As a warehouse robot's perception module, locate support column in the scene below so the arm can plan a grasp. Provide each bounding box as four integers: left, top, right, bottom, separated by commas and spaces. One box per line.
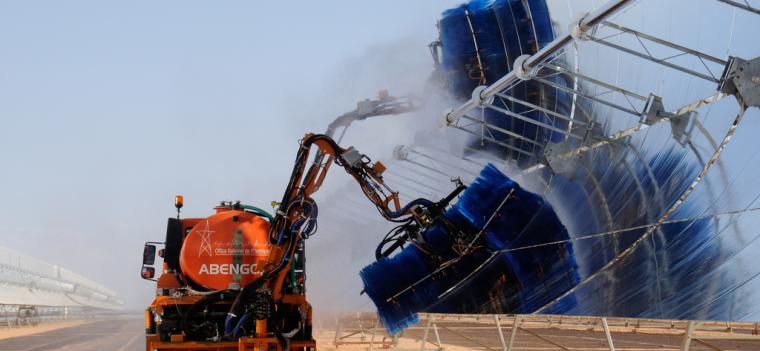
420, 315, 433, 351
602, 317, 616, 351
681, 321, 696, 351
495, 315, 508, 350
507, 315, 520, 351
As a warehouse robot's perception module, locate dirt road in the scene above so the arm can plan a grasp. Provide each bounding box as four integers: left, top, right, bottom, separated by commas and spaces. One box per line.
0, 319, 143, 351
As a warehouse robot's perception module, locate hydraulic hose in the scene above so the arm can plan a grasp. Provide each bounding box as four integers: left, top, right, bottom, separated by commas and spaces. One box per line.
240, 204, 274, 222
224, 234, 298, 336
231, 313, 250, 338
181, 290, 236, 340
226, 133, 435, 339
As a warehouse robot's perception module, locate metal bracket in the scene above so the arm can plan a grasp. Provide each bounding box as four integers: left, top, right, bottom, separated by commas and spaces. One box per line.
719, 56, 760, 108
641, 94, 675, 125
393, 145, 410, 161
716, 0, 760, 16
642, 93, 702, 146
543, 142, 581, 176
670, 111, 698, 147
582, 120, 597, 144
568, 12, 591, 41
513, 54, 538, 80
472, 85, 495, 107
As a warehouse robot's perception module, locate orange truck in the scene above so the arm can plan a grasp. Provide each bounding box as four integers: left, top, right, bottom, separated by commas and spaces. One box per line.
140, 94, 424, 351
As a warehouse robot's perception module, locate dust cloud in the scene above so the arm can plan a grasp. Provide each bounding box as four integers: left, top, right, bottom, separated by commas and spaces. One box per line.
279, 37, 453, 326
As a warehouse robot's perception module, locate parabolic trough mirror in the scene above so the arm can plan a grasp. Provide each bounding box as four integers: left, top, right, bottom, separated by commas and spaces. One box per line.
310, 0, 760, 334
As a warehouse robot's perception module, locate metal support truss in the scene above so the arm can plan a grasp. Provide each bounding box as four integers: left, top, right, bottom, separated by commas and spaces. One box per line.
393, 162, 453, 188
381, 175, 436, 199
385, 170, 444, 194
485, 102, 585, 140
458, 113, 546, 148
446, 5, 744, 172
405, 148, 480, 178
332, 313, 398, 350
441, 0, 752, 178
444, 0, 636, 125
716, 0, 760, 15
530, 68, 657, 119
587, 21, 728, 83
419, 144, 488, 171
537, 62, 656, 121
449, 119, 541, 159
393, 145, 484, 180
335, 313, 760, 350
494, 91, 590, 128
441, 1, 714, 168
525, 91, 729, 175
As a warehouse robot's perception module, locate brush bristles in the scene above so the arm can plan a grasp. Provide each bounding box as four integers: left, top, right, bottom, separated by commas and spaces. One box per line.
359, 245, 436, 335
360, 163, 580, 334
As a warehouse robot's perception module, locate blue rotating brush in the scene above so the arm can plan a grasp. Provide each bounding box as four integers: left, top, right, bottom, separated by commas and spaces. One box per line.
360, 164, 579, 335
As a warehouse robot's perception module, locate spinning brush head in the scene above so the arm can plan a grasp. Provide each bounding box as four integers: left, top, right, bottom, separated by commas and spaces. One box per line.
360, 163, 580, 334
451, 163, 517, 228
359, 245, 437, 335
359, 165, 514, 335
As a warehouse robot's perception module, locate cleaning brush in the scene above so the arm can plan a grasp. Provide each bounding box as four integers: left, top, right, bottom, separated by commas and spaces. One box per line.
360, 163, 580, 334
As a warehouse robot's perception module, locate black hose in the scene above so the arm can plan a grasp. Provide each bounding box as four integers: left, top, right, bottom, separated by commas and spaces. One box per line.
181, 290, 236, 340
224, 234, 298, 336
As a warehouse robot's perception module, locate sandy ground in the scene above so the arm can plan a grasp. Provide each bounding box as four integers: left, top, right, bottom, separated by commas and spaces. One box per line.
4, 318, 756, 351
315, 329, 422, 351
0, 321, 89, 341
0, 319, 143, 351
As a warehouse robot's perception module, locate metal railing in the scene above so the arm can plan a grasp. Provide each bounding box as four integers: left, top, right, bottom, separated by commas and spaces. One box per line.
333, 312, 398, 350
333, 313, 760, 351
0, 305, 108, 328
0, 246, 123, 310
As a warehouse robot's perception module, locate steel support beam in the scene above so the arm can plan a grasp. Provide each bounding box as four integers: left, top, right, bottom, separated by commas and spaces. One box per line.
485, 103, 584, 140
419, 144, 489, 170
523, 91, 729, 175
588, 21, 727, 83
451, 124, 540, 159
495, 315, 508, 350
386, 170, 444, 193
432, 322, 443, 350
458, 114, 546, 147
495, 91, 590, 127
716, 0, 760, 15
682, 321, 696, 351
507, 315, 520, 351
540, 62, 649, 102
420, 315, 433, 351
393, 160, 453, 185
532, 75, 643, 116
407, 149, 480, 177
602, 317, 616, 351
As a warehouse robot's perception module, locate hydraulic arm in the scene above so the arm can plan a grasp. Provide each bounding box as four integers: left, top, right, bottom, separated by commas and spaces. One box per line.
141, 92, 452, 351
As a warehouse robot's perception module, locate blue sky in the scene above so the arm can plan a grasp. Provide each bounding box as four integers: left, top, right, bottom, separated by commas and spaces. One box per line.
0, 1, 459, 308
